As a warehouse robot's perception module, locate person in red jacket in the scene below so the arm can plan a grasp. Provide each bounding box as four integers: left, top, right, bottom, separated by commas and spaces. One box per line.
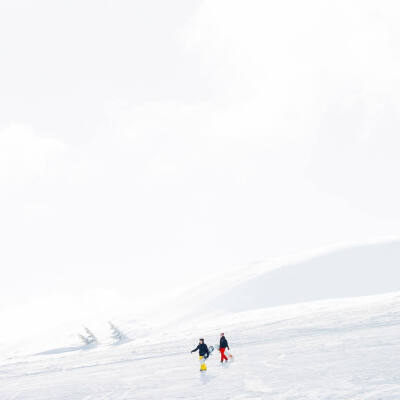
219, 333, 229, 363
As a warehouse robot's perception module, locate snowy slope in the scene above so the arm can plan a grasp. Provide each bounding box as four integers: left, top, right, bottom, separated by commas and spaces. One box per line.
208, 241, 400, 312
157, 241, 400, 326
1, 242, 400, 399
1, 291, 400, 399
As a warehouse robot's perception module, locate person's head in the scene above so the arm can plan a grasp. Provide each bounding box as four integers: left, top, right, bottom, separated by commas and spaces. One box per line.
199, 338, 204, 344
220, 332, 224, 337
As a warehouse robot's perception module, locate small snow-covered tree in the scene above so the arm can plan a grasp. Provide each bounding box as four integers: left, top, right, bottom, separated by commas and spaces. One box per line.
78, 326, 98, 345
78, 334, 91, 345
109, 321, 127, 342
84, 327, 98, 343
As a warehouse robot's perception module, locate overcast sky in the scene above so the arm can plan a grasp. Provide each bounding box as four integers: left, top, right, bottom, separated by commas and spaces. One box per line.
1, 0, 400, 309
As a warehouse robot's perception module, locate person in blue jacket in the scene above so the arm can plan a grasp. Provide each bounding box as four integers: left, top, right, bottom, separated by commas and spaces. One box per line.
191, 338, 210, 371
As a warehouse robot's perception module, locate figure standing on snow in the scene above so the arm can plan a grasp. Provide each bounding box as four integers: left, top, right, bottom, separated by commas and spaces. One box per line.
191, 338, 210, 371
219, 332, 230, 363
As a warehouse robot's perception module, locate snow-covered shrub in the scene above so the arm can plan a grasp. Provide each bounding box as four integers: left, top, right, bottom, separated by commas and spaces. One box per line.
78, 327, 98, 345
109, 321, 127, 342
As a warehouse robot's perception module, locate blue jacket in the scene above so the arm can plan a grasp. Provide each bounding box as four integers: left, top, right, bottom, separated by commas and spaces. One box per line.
191, 343, 209, 357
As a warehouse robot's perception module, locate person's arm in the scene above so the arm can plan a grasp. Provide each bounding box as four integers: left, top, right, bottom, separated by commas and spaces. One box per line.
191, 345, 199, 353
227, 339, 230, 350
206, 345, 209, 358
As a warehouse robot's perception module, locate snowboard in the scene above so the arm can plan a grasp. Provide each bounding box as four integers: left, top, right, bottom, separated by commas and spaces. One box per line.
205, 345, 214, 359
225, 348, 233, 360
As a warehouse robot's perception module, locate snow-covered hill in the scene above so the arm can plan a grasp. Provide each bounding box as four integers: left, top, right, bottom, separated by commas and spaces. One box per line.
1, 242, 400, 399
160, 240, 400, 325
208, 240, 400, 312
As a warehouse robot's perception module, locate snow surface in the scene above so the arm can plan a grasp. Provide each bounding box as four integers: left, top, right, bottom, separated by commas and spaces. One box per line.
1, 292, 400, 399
1, 243, 400, 399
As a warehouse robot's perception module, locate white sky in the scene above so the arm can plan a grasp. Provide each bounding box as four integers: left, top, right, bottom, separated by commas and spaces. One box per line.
1, 0, 400, 309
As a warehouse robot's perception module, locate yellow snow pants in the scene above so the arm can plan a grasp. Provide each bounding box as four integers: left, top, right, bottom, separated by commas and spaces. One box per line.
199, 356, 207, 371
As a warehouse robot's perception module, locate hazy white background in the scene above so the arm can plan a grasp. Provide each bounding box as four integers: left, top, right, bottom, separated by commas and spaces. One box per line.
1, 0, 400, 311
